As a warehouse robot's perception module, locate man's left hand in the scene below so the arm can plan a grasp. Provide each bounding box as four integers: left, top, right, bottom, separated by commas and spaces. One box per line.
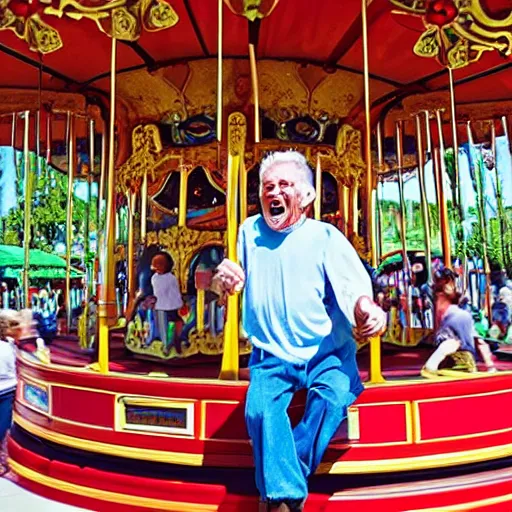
354, 296, 387, 338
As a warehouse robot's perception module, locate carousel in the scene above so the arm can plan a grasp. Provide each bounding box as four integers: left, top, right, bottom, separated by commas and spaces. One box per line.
1, 0, 512, 510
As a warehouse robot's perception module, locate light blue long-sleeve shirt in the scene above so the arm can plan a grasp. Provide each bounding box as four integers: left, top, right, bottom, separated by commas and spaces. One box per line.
239, 215, 372, 364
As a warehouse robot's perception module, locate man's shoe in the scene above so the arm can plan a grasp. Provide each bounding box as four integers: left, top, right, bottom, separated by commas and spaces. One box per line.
260, 499, 305, 511
420, 366, 440, 379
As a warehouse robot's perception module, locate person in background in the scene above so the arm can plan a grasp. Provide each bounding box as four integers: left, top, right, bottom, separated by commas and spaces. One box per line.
150, 252, 184, 353
421, 268, 496, 377
0, 309, 23, 473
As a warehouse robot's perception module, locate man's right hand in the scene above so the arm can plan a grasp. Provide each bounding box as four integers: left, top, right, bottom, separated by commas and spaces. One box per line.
211, 259, 245, 299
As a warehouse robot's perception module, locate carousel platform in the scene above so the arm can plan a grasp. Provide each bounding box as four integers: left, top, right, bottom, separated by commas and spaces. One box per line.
7, 337, 512, 511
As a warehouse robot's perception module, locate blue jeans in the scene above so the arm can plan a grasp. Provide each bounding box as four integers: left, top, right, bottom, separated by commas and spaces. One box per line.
245, 345, 363, 502
0, 389, 15, 441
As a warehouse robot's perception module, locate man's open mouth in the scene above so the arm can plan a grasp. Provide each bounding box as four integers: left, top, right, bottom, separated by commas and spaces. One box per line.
269, 201, 285, 217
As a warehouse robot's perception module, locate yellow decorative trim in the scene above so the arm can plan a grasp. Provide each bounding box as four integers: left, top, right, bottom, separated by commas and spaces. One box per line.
8, 458, 217, 512
404, 493, 512, 512
14, 413, 204, 466
17, 348, 512, 388
319, 440, 512, 475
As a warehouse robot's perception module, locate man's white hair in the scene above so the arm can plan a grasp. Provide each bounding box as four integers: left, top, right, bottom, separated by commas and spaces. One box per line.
258, 151, 316, 208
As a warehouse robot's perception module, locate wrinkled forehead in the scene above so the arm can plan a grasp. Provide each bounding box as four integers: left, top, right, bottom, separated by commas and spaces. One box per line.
261, 162, 301, 184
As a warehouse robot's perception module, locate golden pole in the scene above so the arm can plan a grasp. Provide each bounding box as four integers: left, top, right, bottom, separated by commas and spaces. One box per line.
362, 0, 383, 383
178, 166, 188, 227
433, 147, 451, 268
219, 112, 246, 381
87, 119, 95, 298
216, 0, 223, 143
98, 130, 107, 228
127, 191, 136, 301
376, 121, 385, 263
448, 69, 461, 211
248, 43, 260, 143
140, 170, 148, 244
503, 115, 511, 151
415, 115, 432, 282
46, 111, 52, 163
435, 109, 452, 268
314, 154, 322, 220
395, 121, 409, 273
342, 185, 349, 235
361, 0, 374, 262
22, 111, 31, 308
396, 120, 410, 336
65, 113, 75, 332
239, 160, 248, 224
97, 37, 118, 374
423, 110, 432, 156
466, 121, 491, 317
352, 185, 359, 235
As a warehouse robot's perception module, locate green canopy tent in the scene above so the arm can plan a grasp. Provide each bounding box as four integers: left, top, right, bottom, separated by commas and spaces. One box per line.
0, 245, 84, 280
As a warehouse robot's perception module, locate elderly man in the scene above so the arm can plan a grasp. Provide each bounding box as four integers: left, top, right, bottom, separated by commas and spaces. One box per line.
212, 151, 386, 512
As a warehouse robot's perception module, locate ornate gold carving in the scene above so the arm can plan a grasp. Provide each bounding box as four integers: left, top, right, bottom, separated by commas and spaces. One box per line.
117, 124, 163, 192
390, 0, 512, 68
322, 124, 366, 187
45, 0, 179, 40
0, 10, 63, 54
0, 0, 178, 54
228, 112, 247, 157
224, 0, 281, 21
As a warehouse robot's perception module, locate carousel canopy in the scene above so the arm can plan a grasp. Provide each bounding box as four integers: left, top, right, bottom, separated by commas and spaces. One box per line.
0, 245, 84, 280
0, 0, 510, 107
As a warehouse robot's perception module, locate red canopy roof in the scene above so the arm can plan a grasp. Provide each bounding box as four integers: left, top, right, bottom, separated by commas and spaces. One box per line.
0, 0, 510, 109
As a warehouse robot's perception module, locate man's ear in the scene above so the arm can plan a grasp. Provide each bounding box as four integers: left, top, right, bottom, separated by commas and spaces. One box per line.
300, 187, 316, 209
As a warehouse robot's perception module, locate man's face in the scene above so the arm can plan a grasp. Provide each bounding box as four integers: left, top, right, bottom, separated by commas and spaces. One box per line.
260, 163, 304, 232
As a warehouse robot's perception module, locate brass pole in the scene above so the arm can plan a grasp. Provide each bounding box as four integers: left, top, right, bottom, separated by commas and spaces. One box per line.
415, 115, 432, 282
140, 170, 148, 244
46, 111, 52, 163
98, 130, 107, 228
376, 121, 385, 262
435, 109, 452, 268
395, 121, 409, 276
216, 0, 223, 143
361, 0, 374, 264
314, 154, 322, 220
396, 120, 411, 341
448, 68, 461, 212
178, 166, 188, 227
503, 115, 512, 152
87, 119, 95, 299
466, 121, 491, 317
11, 112, 16, 148
22, 111, 31, 308
490, 121, 507, 269
239, 160, 248, 224
35, 110, 41, 178
127, 191, 136, 301
423, 110, 432, 156
362, 0, 383, 383
248, 43, 260, 143
433, 147, 452, 269
97, 37, 118, 374
219, 112, 246, 381
352, 185, 359, 235
65, 113, 75, 332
